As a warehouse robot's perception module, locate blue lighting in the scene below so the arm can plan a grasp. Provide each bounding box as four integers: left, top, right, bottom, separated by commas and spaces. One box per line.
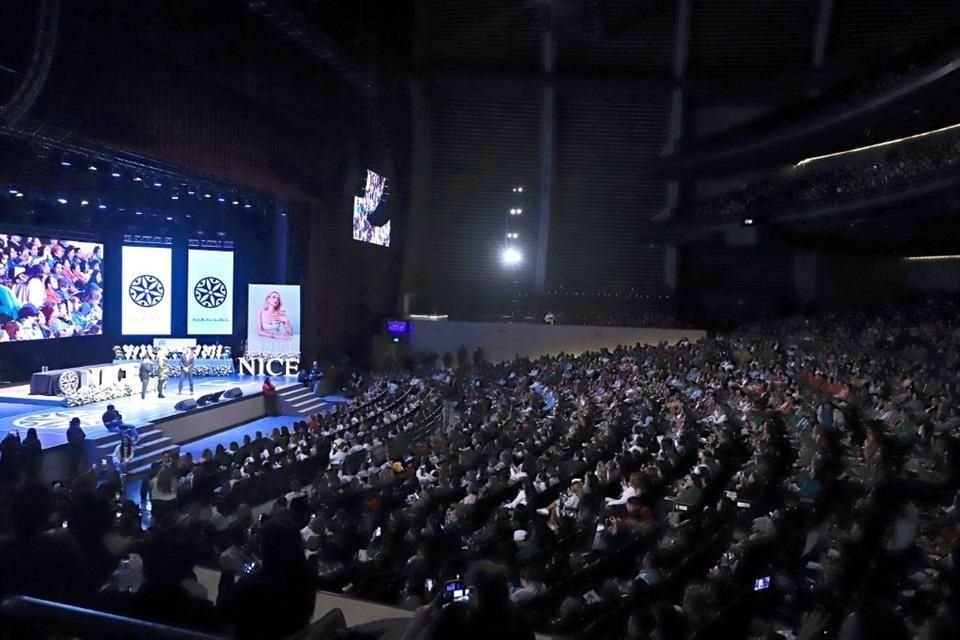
111, 171, 121, 177
165, 216, 173, 221
244, 203, 252, 208
7, 189, 17, 194
98, 204, 107, 210
135, 210, 143, 216
217, 196, 225, 202
153, 181, 162, 187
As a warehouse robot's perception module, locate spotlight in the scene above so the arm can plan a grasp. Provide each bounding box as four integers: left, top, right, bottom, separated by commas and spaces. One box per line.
165, 216, 173, 221
7, 189, 17, 194
15, 192, 23, 198
98, 204, 107, 210
501, 246, 523, 266
153, 181, 162, 187
57, 198, 67, 204
60, 160, 71, 167
231, 200, 239, 205
88, 165, 98, 171
518, 187, 523, 192
243, 202, 252, 209
204, 193, 212, 199
80, 200, 89, 206
217, 196, 225, 202
743, 218, 755, 226
111, 171, 121, 178
187, 189, 195, 195
133, 175, 143, 182
135, 210, 143, 216
171, 194, 179, 200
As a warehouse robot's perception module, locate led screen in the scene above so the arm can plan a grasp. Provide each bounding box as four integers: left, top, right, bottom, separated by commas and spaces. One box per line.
187, 249, 234, 335
0, 233, 104, 341
121, 245, 172, 336
246, 283, 300, 354
352, 169, 391, 247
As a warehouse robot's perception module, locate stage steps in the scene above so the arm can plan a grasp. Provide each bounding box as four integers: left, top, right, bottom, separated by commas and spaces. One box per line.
277, 383, 327, 417
89, 423, 180, 481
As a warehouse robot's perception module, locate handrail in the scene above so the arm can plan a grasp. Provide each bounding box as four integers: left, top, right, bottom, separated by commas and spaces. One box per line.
0, 595, 228, 640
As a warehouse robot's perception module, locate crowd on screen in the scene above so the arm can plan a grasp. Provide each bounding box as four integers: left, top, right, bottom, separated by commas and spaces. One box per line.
0, 235, 104, 341
1, 298, 960, 638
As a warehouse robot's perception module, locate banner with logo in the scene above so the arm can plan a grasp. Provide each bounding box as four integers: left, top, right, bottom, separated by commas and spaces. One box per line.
187, 249, 234, 335
121, 245, 172, 335
246, 284, 300, 355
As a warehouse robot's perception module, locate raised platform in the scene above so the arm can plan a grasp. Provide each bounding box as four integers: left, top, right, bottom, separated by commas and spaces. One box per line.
0, 374, 297, 450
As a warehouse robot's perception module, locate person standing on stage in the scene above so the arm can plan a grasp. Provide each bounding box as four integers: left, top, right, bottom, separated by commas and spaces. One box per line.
178, 347, 195, 395
66, 417, 87, 478
139, 356, 154, 400
262, 376, 278, 416
156, 348, 169, 399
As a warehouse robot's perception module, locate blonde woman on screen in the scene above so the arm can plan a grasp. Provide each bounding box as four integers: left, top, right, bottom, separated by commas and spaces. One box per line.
258, 290, 293, 340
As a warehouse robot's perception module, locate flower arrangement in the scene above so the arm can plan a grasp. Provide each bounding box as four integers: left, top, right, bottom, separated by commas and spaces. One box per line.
114, 344, 232, 361
62, 379, 158, 407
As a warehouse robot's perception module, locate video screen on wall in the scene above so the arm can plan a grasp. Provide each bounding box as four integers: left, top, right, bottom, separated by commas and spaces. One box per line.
121, 245, 172, 336
187, 249, 234, 335
0, 233, 104, 342
246, 284, 300, 355
352, 169, 391, 247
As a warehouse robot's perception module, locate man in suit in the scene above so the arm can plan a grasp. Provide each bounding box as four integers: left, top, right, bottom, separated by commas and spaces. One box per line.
156, 348, 169, 399
178, 347, 195, 395
139, 356, 154, 400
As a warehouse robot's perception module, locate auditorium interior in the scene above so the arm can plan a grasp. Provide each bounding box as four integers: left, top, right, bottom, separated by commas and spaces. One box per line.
1, 1, 960, 639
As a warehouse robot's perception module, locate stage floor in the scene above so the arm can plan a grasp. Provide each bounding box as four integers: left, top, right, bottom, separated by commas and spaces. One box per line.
0, 374, 297, 450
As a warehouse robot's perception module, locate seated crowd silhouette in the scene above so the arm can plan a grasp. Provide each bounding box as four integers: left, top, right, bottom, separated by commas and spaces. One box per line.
1, 298, 960, 639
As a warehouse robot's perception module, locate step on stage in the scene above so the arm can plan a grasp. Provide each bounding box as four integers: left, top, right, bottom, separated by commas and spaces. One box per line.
0, 374, 312, 479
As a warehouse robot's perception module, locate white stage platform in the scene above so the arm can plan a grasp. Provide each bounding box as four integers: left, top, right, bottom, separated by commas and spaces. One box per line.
0, 374, 298, 450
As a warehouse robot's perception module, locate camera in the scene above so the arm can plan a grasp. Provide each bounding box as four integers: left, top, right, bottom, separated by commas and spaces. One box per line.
753, 576, 771, 591
439, 580, 471, 607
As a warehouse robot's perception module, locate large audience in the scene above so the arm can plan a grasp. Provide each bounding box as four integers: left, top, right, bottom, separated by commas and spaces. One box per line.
1, 298, 960, 639
690, 131, 960, 222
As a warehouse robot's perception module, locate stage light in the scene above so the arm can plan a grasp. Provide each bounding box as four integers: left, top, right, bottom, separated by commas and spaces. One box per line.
204, 193, 212, 198
518, 187, 523, 192
153, 181, 162, 187
135, 210, 143, 215
7, 189, 17, 194
88, 165, 98, 171
171, 194, 179, 200
80, 200, 89, 206
60, 160, 71, 167
232, 200, 239, 205
743, 218, 754, 226
501, 246, 523, 266
111, 171, 121, 178
165, 216, 173, 221
133, 175, 143, 182
243, 202, 252, 208
217, 196, 225, 202
187, 189, 195, 195
57, 198, 67, 204
15, 192, 23, 198
98, 204, 107, 210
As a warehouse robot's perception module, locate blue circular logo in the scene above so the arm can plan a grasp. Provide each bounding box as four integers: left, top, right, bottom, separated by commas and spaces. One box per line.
129, 274, 165, 307
194, 276, 228, 308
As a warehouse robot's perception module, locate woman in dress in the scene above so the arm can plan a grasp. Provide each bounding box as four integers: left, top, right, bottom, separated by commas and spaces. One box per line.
257, 291, 293, 340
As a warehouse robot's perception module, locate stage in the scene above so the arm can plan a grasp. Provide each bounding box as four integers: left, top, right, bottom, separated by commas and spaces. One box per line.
0, 373, 298, 450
